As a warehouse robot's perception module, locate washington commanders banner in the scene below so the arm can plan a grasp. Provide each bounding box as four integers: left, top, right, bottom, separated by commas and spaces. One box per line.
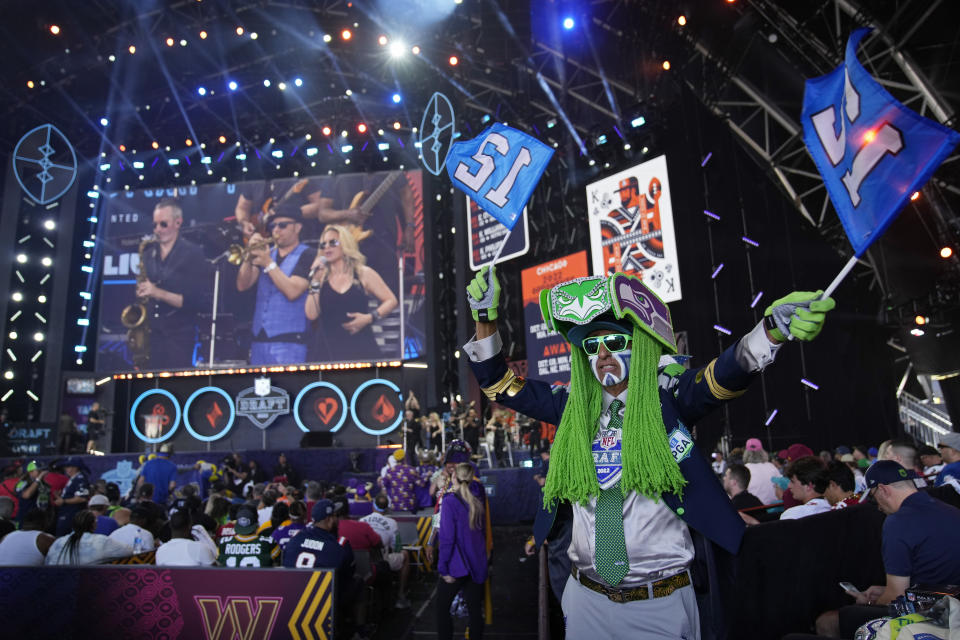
802, 28, 960, 256
586, 156, 682, 302
0, 567, 334, 640
520, 251, 589, 384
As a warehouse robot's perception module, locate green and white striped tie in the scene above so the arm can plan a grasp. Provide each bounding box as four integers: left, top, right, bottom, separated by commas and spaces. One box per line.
594, 399, 629, 586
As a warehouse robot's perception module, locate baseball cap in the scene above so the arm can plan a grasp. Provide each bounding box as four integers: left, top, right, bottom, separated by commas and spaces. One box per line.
745, 438, 763, 452
445, 440, 473, 465
312, 499, 335, 522
88, 494, 110, 507
840, 453, 855, 463
26, 460, 46, 472
864, 460, 915, 489
835, 445, 851, 455
781, 443, 814, 462
867, 447, 878, 457
61, 456, 85, 469
234, 505, 259, 535
566, 318, 634, 348
937, 432, 960, 452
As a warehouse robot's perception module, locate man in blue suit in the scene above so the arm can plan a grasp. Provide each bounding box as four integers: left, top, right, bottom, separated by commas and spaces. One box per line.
463, 268, 835, 639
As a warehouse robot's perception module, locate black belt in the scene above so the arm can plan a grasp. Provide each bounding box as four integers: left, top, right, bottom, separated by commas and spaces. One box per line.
571, 567, 691, 603
253, 331, 304, 343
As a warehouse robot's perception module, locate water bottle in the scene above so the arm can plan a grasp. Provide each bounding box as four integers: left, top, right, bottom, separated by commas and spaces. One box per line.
133, 535, 144, 554
394, 532, 402, 553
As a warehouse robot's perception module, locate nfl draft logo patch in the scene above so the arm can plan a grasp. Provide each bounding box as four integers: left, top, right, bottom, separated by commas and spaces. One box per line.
593, 427, 623, 490
668, 425, 694, 463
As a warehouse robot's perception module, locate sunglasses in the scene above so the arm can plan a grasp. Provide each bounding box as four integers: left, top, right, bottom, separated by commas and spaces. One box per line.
318, 239, 341, 249
582, 333, 632, 356
267, 220, 295, 231
153, 220, 170, 229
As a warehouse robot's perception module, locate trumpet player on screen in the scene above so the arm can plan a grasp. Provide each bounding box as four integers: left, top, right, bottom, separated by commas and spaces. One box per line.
237, 197, 317, 365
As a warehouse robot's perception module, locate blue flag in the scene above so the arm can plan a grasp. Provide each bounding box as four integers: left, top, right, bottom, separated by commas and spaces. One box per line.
802, 28, 960, 257
445, 123, 554, 230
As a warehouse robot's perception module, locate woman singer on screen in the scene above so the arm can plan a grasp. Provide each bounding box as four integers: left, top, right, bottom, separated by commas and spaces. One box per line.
304, 224, 398, 361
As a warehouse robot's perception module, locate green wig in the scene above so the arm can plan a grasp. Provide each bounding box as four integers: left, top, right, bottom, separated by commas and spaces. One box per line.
540, 273, 687, 505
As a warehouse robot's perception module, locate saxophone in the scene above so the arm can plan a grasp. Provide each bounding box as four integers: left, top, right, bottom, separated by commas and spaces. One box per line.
121, 234, 157, 368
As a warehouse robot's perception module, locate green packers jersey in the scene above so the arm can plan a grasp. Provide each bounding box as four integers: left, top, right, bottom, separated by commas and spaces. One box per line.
217, 533, 280, 567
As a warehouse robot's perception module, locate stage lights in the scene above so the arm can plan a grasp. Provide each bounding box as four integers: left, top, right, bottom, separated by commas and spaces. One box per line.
152, 141, 160, 149
393, 121, 401, 130
218, 135, 227, 144
37, 295, 47, 304
389, 41, 406, 58
166, 37, 175, 47
341, 29, 352, 41
236, 26, 244, 36
449, 55, 459, 66
8, 332, 16, 340
294, 78, 303, 87
942, 246, 954, 259
910, 191, 920, 201
250, 32, 258, 40
678, 15, 687, 26
278, 82, 287, 91
128, 45, 136, 54
662, 60, 671, 70
357, 123, 367, 133
631, 116, 646, 128
392, 93, 402, 104
43, 220, 55, 230
11, 292, 22, 302
33, 332, 44, 342
910, 328, 925, 337
41, 257, 52, 267
200, 30, 208, 39
27, 80, 35, 89
3, 371, 12, 381
263, 79, 271, 87
342, 144, 354, 153
185, 139, 193, 146
228, 80, 238, 91
50, 25, 61, 35
378, 35, 388, 46
16, 254, 27, 264
563, 17, 575, 30
323, 34, 332, 43
100, 117, 109, 127
197, 86, 207, 96
411, 45, 421, 55
915, 315, 928, 325
322, 126, 332, 136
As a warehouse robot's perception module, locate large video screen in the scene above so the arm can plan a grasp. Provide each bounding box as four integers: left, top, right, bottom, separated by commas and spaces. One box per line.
95, 170, 425, 373
585, 155, 682, 302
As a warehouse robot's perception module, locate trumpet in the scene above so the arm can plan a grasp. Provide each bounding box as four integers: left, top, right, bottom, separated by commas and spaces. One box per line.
217, 239, 276, 265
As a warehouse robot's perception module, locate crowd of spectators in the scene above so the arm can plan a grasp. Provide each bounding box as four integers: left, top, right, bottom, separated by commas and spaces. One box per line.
0, 434, 502, 639
714, 432, 960, 638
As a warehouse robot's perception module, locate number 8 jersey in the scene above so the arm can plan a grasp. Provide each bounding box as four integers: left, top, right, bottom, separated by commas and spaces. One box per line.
217, 532, 280, 567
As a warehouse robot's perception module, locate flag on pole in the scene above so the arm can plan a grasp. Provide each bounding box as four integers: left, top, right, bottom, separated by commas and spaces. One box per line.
445, 123, 553, 231
801, 27, 960, 257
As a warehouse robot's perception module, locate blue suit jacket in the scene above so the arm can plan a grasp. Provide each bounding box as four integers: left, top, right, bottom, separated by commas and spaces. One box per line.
468, 341, 753, 555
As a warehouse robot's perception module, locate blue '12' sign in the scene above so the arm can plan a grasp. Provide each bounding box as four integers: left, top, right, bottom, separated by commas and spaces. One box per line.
445, 123, 554, 231
801, 28, 960, 257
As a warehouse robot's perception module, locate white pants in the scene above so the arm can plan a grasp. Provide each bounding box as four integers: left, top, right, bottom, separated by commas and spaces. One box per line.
560, 575, 700, 640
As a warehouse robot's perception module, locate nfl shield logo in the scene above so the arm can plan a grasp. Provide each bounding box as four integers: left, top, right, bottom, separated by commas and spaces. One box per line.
254, 377, 271, 397
600, 433, 617, 450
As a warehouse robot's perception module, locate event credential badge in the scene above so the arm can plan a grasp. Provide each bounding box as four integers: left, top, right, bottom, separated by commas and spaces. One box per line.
593, 408, 624, 489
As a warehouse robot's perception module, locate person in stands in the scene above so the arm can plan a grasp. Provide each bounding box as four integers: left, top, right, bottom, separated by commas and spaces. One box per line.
0, 508, 55, 566
436, 463, 489, 640
46, 510, 132, 565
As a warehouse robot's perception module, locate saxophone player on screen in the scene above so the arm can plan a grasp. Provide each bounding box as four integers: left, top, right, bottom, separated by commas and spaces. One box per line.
131, 198, 212, 370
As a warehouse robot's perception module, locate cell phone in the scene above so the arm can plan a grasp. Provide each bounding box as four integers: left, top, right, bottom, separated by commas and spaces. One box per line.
839, 582, 860, 594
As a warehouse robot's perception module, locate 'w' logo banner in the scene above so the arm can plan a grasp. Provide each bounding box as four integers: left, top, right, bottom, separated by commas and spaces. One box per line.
802, 28, 960, 257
